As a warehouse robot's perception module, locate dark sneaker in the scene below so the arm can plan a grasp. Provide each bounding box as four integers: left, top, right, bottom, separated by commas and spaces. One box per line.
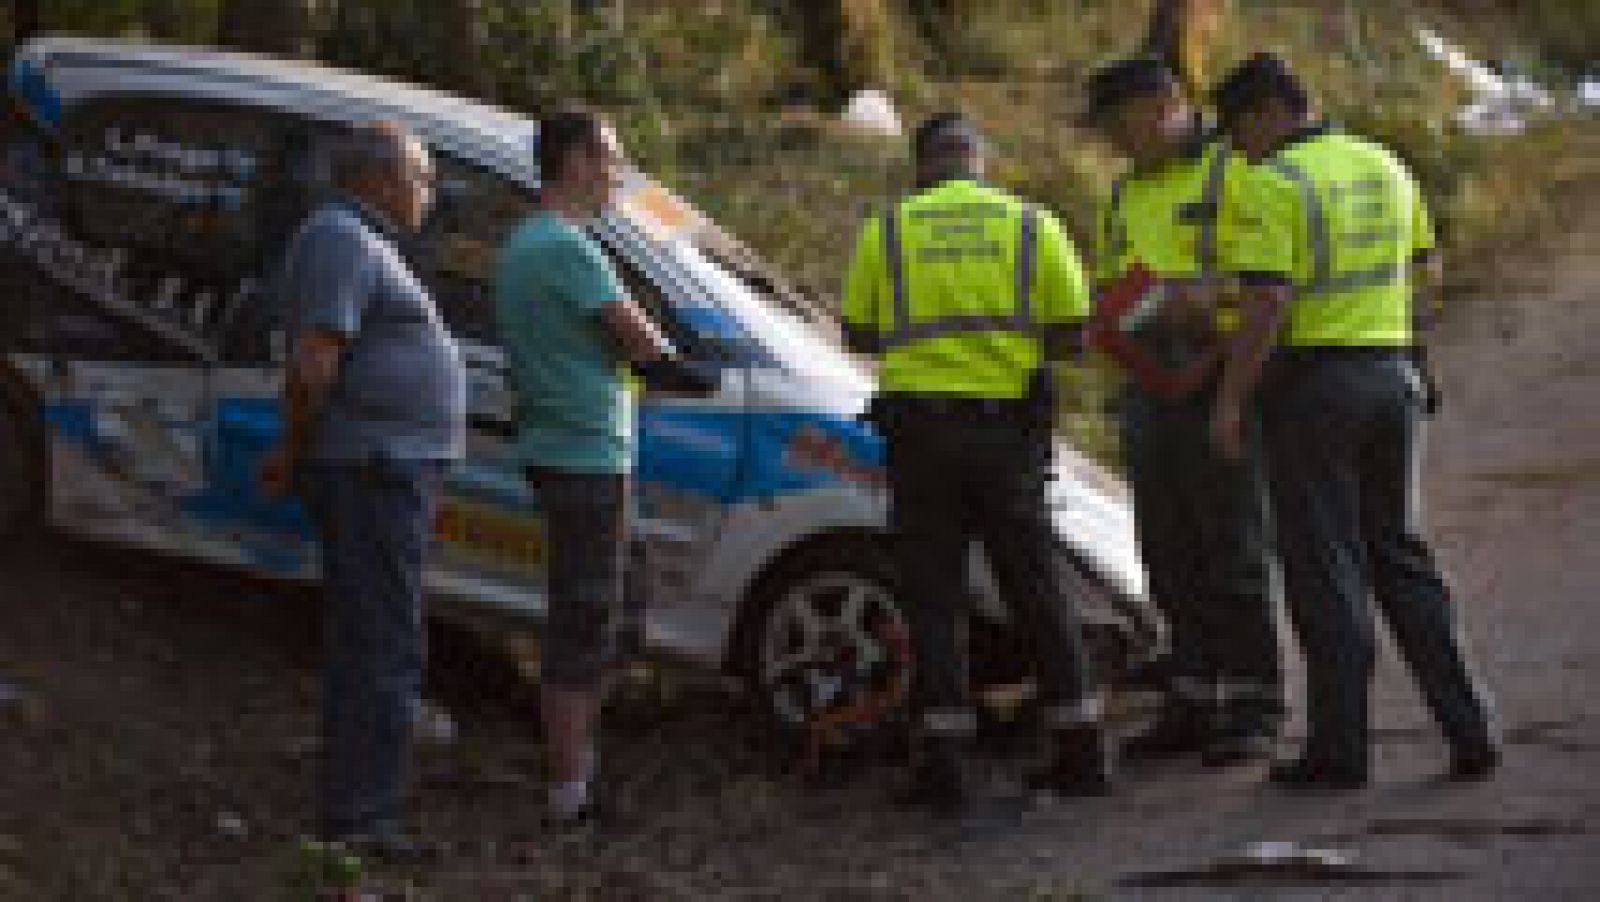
1268, 757, 1368, 792
544, 799, 604, 836
1029, 726, 1114, 798
1121, 703, 1211, 762
892, 763, 970, 818
1446, 743, 1501, 782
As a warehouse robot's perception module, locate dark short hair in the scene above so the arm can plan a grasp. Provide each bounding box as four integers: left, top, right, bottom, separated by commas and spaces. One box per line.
537, 106, 610, 183
1081, 55, 1181, 127
912, 112, 986, 162
1211, 51, 1310, 124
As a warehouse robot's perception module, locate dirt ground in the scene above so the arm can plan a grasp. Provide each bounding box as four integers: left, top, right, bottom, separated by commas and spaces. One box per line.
2, 219, 1598, 900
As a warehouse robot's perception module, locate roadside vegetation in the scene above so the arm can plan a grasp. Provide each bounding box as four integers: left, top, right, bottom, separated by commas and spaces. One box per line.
6, 0, 1596, 462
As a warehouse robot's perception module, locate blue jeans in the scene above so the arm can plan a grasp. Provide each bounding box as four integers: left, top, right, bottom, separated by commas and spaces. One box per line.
298, 457, 445, 837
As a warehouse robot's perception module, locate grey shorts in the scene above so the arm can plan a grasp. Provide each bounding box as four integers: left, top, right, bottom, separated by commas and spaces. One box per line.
526, 468, 631, 690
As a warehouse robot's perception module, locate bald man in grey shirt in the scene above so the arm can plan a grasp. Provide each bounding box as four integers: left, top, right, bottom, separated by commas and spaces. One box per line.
262, 122, 462, 857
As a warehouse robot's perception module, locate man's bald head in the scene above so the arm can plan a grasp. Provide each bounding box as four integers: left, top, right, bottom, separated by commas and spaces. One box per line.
332, 121, 422, 188
333, 120, 435, 231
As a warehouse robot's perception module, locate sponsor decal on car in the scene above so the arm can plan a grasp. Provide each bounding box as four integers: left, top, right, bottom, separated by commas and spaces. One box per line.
434, 497, 547, 575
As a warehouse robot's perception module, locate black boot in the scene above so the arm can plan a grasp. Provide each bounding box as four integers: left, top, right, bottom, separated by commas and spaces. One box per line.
1201, 697, 1280, 768
1268, 755, 1368, 791
894, 736, 971, 817
1121, 696, 1211, 763
1446, 740, 1500, 782
1029, 726, 1114, 798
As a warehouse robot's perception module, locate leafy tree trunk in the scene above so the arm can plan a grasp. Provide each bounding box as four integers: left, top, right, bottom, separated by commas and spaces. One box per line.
141, 0, 191, 42
217, 0, 314, 57
1144, 0, 1230, 97
779, 0, 895, 107
435, 0, 492, 99
906, 0, 960, 68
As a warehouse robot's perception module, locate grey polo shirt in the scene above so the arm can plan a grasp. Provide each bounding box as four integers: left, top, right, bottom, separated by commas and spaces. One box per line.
279, 198, 465, 463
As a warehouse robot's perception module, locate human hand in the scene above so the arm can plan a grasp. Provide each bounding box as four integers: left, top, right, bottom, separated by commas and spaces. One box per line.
259, 445, 296, 500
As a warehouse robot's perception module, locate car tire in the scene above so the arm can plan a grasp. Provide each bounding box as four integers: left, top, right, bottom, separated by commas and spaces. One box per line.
735, 541, 1148, 742
736, 540, 914, 738
0, 385, 44, 540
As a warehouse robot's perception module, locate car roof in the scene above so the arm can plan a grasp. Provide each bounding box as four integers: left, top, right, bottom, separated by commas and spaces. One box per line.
9, 37, 838, 329
11, 36, 538, 188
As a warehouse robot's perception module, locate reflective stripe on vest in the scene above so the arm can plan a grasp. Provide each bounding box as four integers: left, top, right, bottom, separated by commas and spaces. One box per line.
1105, 144, 1227, 285
1194, 144, 1229, 284
1267, 157, 1406, 298
878, 203, 1039, 348
1105, 144, 1235, 330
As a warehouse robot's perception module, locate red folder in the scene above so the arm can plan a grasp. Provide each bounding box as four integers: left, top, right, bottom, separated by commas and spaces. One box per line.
1088, 262, 1222, 401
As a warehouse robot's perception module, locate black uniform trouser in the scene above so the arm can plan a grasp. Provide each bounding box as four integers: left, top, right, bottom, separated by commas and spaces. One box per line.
1260, 352, 1495, 771
881, 404, 1100, 739
1120, 383, 1282, 723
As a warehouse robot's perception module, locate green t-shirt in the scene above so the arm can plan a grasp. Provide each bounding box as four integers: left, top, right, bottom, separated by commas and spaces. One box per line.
493, 211, 633, 474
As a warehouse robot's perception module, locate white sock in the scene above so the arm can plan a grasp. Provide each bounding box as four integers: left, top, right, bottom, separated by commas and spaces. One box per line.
548, 745, 597, 816
548, 778, 590, 816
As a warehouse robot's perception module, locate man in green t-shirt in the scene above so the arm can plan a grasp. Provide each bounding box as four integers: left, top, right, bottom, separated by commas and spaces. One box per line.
493, 107, 713, 827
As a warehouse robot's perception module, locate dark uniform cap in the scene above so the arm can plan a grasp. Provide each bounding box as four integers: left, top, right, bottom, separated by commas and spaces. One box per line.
1081, 55, 1180, 127
912, 112, 987, 159
1211, 51, 1307, 124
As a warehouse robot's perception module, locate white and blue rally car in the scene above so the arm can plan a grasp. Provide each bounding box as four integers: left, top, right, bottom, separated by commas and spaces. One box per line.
0, 38, 1157, 729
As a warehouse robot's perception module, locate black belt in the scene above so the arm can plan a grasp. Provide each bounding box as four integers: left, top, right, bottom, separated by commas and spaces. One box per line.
1277, 346, 1409, 362
877, 393, 1033, 422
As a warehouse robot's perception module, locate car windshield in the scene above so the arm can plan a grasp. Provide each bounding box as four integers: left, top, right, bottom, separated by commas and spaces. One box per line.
655, 232, 873, 405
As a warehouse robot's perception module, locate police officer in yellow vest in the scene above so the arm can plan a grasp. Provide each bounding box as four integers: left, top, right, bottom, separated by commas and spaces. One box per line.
1081, 57, 1283, 767
1211, 54, 1498, 789
843, 114, 1113, 816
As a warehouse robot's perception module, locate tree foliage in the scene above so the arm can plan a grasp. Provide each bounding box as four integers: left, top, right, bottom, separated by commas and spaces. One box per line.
216, 0, 313, 56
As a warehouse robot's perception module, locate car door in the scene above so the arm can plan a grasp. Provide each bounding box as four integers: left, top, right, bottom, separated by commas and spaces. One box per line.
182, 107, 328, 574
402, 151, 557, 619
0, 93, 303, 560
596, 225, 748, 648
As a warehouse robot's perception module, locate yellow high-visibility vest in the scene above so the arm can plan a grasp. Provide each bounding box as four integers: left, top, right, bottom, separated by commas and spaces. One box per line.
842, 180, 1090, 398
1099, 139, 1247, 332
1222, 126, 1435, 346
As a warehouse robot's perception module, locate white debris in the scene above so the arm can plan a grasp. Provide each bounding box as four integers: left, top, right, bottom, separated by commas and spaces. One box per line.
1456, 102, 1528, 136
215, 811, 248, 840
414, 699, 458, 745
839, 89, 903, 139
1416, 27, 1560, 135
1417, 27, 1508, 99
1235, 841, 1355, 870
1580, 78, 1600, 109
